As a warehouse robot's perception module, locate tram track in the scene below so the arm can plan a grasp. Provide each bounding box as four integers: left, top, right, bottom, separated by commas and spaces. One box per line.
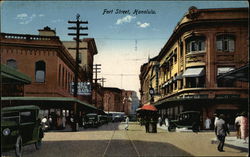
102, 122, 140, 157
102, 122, 116, 157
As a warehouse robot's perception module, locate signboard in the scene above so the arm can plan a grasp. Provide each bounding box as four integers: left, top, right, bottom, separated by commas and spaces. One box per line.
70, 82, 91, 96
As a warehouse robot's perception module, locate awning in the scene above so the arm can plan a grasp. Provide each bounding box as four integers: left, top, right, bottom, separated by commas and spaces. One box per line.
182, 67, 205, 77
1, 96, 97, 110
217, 64, 249, 82
1, 64, 31, 84
175, 72, 183, 80
217, 67, 235, 76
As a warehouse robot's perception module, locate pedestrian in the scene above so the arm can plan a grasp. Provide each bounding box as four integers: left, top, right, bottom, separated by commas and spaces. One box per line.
164, 116, 169, 131
125, 116, 129, 130
204, 116, 211, 130
214, 114, 230, 152
158, 116, 162, 126
62, 116, 66, 129
214, 113, 219, 127
240, 112, 248, 143
234, 113, 242, 139
145, 116, 150, 133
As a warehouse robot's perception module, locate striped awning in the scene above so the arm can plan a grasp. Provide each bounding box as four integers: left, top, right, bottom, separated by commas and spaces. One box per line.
183, 67, 205, 77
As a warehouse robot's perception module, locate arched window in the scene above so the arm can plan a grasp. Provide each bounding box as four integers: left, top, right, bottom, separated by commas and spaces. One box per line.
7, 59, 17, 69
35, 61, 46, 83
186, 36, 206, 53
216, 34, 235, 52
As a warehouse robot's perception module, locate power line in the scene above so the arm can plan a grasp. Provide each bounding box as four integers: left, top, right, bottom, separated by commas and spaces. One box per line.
102, 74, 138, 76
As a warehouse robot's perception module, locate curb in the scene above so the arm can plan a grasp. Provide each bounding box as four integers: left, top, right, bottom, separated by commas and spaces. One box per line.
211, 138, 249, 152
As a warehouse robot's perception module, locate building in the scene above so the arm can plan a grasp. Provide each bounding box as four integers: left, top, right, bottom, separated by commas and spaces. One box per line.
139, 56, 159, 105
139, 7, 248, 129
1, 27, 97, 125
63, 38, 98, 105
103, 87, 123, 112
123, 90, 140, 116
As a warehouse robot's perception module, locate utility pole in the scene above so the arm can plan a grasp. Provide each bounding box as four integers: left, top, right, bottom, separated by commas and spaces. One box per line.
68, 13, 88, 131
93, 64, 101, 108
100, 77, 106, 87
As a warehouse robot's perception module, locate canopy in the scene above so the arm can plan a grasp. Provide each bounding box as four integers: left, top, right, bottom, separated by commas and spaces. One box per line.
182, 67, 205, 77
141, 104, 157, 111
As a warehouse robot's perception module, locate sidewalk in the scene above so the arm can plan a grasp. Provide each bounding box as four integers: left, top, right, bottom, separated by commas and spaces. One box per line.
211, 136, 249, 152
157, 124, 249, 152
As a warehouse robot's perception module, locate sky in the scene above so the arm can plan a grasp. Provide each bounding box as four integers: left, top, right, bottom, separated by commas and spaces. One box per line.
1, 1, 248, 97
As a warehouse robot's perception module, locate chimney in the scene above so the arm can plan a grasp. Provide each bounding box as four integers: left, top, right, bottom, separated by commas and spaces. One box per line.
38, 26, 56, 36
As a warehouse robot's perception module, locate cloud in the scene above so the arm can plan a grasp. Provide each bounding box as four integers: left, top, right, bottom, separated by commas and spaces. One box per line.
51, 19, 63, 23
16, 13, 43, 25
116, 15, 136, 25
16, 13, 28, 20
137, 21, 150, 28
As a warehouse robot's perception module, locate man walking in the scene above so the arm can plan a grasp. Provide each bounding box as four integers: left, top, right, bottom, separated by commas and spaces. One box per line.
125, 116, 129, 130
214, 114, 230, 152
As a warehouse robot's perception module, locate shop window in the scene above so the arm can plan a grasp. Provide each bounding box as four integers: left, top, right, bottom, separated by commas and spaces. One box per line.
186, 37, 205, 53
186, 76, 205, 88
35, 61, 46, 83
216, 34, 235, 52
7, 59, 17, 69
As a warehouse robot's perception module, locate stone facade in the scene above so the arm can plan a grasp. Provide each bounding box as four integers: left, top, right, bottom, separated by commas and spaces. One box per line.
139, 7, 248, 129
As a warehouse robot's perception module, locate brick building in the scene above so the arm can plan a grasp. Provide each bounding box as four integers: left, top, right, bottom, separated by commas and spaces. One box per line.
1, 27, 96, 117
139, 7, 248, 129
103, 87, 123, 112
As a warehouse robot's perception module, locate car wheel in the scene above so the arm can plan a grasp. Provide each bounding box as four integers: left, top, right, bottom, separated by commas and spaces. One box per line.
15, 136, 23, 157
168, 125, 176, 132
35, 139, 42, 150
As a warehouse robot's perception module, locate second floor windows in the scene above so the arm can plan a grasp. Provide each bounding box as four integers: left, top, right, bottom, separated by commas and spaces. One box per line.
216, 34, 235, 52
186, 37, 205, 53
35, 61, 46, 83
7, 59, 17, 69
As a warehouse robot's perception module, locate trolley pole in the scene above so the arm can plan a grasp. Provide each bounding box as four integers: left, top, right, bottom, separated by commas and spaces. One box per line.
68, 14, 88, 131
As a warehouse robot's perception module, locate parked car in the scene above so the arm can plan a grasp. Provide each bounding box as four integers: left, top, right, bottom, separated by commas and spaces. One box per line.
168, 111, 201, 132
84, 113, 99, 128
98, 115, 108, 125
1, 105, 44, 157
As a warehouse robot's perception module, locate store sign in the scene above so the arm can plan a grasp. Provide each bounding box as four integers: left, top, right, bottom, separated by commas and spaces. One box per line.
71, 82, 91, 95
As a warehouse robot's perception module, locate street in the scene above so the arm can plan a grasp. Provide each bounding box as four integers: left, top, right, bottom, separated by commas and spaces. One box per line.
2, 122, 248, 157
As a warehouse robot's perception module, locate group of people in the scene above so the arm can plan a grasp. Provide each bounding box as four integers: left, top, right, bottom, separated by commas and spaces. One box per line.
214, 112, 248, 152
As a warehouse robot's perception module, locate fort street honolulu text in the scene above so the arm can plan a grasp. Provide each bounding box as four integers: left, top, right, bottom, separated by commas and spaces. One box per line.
102, 9, 156, 15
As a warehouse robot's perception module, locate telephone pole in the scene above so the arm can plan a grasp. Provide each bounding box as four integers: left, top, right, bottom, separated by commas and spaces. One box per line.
68, 13, 88, 131
93, 64, 101, 108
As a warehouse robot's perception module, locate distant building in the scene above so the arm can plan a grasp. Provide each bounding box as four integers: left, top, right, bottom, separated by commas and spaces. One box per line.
103, 87, 123, 112
122, 90, 139, 115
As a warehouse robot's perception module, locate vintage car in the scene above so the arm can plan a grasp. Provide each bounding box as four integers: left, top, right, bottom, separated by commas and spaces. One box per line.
168, 111, 201, 132
83, 113, 99, 128
1, 105, 44, 157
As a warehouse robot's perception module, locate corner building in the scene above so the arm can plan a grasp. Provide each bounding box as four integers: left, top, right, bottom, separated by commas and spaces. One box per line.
140, 7, 249, 129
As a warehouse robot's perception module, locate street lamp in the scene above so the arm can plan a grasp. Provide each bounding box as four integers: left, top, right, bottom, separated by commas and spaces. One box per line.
149, 87, 154, 103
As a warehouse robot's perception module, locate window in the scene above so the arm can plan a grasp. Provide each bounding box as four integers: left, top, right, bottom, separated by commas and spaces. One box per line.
7, 59, 17, 69
186, 37, 205, 53
35, 61, 46, 83
20, 111, 35, 123
58, 65, 61, 86
216, 34, 235, 52
217, 67, 235, 87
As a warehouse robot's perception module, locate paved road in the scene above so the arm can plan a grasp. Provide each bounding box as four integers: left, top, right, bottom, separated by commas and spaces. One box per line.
2, 122, 248, 157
